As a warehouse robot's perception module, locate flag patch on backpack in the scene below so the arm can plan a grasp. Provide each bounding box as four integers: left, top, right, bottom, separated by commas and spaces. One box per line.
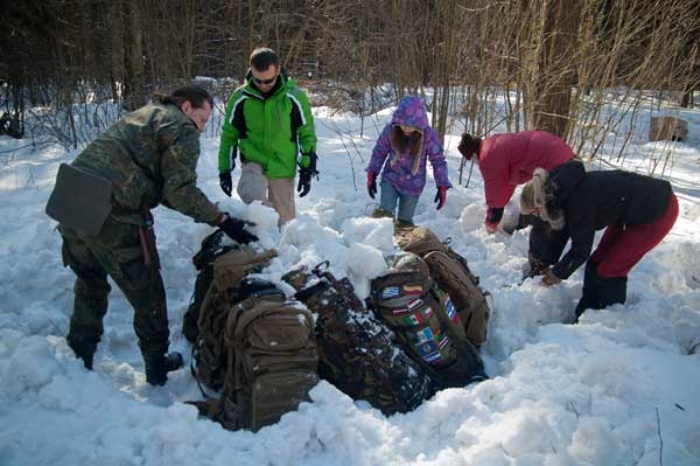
371, 252, 487, 389
395, 226, 491, 349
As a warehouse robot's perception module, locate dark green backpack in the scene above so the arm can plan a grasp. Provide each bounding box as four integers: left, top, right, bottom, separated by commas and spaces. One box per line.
370, 252, 487, 389
283, 262, 434, 415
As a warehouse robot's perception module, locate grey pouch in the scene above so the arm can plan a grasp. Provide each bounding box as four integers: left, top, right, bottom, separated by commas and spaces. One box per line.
45, 163, 112, 236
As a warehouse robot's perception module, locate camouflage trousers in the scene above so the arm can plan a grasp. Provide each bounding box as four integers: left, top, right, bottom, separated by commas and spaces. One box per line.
59, 217, 170, 366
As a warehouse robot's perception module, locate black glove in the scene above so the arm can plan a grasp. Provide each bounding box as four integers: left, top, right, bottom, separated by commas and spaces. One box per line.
297, 168, 313, 197
297, 152, 318, 198
219, 170, 233, 197
299, 151, 318, 174
219, 214, 258, 244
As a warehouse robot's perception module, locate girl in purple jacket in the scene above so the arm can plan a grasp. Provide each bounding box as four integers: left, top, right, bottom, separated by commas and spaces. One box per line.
366, 95, 452, 226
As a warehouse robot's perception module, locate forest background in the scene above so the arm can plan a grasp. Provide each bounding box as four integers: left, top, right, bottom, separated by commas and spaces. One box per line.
1, 0, 699, 163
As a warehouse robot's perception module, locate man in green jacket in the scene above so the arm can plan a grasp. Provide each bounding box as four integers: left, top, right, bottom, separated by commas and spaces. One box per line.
46, 85, 257, 386
218, 47, 318, 225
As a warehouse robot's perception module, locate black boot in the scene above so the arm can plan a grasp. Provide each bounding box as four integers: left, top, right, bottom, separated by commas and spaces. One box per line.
575, 260, 627, 322
594, 276, 628, 309
574, 260, 599, 322
144, 352, 184, 386
66, 326, 100, 370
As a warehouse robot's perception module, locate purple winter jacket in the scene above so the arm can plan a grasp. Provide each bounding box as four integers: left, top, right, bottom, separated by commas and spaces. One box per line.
367, 96, 452, 196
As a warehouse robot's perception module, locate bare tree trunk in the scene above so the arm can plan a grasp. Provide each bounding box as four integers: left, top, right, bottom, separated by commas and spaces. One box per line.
530, 0, 580, 137
110, 0, 125, 103
123, 0, 145, 110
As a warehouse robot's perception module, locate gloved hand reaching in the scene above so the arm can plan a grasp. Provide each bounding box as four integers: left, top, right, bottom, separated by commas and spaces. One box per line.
219, 214, 258, 244
219, 170, 233, 197
434, 186, 448, 210
367, 172, 378, 199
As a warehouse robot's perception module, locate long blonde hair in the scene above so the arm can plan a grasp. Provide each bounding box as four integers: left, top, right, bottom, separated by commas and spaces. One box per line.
520, 168, 565, 230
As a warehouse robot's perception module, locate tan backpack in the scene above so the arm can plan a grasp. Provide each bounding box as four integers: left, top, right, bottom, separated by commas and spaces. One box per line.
395, 227, 490, 349
217, 287, 319, 431
192, 243, 278, 392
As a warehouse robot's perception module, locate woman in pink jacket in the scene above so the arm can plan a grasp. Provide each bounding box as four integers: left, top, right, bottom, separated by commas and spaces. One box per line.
458, 131, 575, 273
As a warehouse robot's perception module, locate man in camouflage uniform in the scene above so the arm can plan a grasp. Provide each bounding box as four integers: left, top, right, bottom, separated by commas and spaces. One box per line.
50, 85, 258, 386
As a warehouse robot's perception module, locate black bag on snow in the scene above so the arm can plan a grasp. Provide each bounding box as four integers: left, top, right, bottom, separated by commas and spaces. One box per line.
282, 261, 434, 415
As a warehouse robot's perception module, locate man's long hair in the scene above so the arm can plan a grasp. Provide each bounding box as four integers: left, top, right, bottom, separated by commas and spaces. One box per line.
155, 84, 213, 109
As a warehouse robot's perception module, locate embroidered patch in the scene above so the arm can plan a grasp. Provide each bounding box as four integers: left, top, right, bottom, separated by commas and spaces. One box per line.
423, 351, 443, 364
381, 286, 400, 299
417, 341, 438, 356
445, 296, 457, 320
438, 335, 450, 349
407, 298, 423, 311
412, 327, 434, 345
402, 313, 423, 326
403, 284, 423, 295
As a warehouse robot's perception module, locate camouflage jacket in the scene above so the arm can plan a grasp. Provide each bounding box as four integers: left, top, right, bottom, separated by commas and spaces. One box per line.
72, 103, 221, 225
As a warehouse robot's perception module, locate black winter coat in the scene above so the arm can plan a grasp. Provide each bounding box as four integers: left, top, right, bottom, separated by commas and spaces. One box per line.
547, 161, 672, 279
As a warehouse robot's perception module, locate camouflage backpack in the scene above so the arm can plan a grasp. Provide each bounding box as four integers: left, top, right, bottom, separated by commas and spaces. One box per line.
395, 227, 490, 349
215, 281, 319, 431
282, 262, 433, 415
188, 232, 278, 392
370, 252, 486, 389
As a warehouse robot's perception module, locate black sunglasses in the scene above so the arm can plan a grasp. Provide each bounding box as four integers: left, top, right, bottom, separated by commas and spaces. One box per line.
253, 74, 278, 86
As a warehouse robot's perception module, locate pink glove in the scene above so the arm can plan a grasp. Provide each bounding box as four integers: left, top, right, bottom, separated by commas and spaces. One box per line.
367, 172, 377, 199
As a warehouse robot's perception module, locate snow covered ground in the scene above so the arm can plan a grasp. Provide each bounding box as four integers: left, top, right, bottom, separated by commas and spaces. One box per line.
1, 96, 699, 466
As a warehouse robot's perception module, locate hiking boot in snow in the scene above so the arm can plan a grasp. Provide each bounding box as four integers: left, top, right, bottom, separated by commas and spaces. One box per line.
145, 352, 184, 386
66, 331, 99, 370
394, 219, 415, 230
371, 208, 393, 219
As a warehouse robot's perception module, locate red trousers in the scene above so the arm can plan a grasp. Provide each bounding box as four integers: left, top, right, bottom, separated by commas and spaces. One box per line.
592, 193, 679, 278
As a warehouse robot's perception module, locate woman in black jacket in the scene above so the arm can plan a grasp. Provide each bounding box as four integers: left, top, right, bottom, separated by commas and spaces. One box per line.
519, 161, 678, 322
